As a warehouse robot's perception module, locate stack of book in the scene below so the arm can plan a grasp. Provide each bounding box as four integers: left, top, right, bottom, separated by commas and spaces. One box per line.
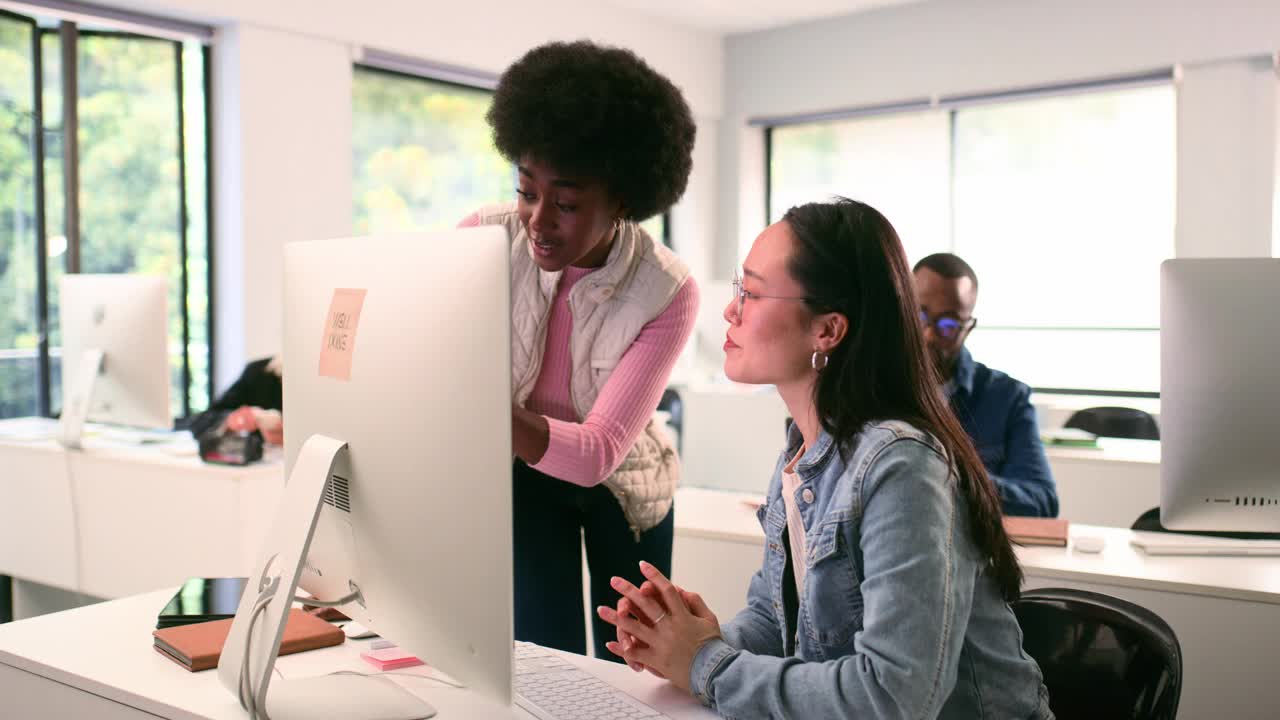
1040, 427, 1099, 448
1003, 516, 1069, 547
152, 608, 344, 672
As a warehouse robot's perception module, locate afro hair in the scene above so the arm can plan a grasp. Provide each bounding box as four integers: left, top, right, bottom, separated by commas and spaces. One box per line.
487, 40, 696, 222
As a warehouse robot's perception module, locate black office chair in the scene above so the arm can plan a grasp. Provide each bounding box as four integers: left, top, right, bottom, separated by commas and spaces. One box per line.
1064, 406, 1160, 441
657, 388, 683, 453
1013, 587, 1181, 720
1131, 507, 1280, 540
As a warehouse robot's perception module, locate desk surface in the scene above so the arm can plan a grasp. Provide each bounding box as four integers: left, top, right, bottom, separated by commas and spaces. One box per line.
673, 487, 1280, 605
0, 417, 285, 470
0, 589, 716, 720
0, 419, 285, 602
1043, 437, 1160, 465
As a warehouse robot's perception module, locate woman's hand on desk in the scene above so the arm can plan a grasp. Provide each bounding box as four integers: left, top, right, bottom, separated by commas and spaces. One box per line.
597, 560, 722, 693
223, 406, 284, 445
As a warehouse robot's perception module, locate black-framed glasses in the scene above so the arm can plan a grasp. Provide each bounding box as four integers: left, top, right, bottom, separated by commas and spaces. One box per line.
732, 269, 811, 319
918, 310, 976, 340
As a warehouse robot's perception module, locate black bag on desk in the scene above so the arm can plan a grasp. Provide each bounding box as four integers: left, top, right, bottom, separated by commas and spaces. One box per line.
196, 427, 263, 466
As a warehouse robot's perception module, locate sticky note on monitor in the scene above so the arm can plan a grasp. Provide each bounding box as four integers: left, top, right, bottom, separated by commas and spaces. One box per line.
319, 288, 367, 381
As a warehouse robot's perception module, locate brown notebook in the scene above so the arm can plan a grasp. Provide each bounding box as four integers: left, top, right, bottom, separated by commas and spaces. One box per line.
153, 608, 344, 672
1004, 516, 1069, 547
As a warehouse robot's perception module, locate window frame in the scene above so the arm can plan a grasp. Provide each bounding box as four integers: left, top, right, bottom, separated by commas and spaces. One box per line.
0, 10, 214, 421
761, 72, 1174, 398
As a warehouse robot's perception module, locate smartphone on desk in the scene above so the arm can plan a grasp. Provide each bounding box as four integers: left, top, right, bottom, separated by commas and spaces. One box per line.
156, 577, 248, 629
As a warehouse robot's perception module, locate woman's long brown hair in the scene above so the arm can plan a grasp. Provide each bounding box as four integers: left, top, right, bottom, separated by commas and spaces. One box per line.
783, 198, 1022, 600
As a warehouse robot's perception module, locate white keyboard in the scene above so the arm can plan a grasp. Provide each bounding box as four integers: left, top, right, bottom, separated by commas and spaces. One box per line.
513, 642, 667, 720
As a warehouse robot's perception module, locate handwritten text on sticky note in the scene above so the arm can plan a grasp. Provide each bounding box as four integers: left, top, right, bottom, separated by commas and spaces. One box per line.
318, 288, 367, 381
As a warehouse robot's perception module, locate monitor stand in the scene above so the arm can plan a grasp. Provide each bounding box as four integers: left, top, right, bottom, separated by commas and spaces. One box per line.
217, 434, 436, 720
58, 348, 103, 449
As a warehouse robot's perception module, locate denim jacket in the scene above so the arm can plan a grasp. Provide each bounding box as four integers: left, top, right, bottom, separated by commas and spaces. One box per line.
689, 420, 1053, 720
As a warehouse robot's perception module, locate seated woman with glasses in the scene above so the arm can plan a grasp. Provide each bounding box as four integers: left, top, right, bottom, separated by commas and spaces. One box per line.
913, 253, 1058, 518
597, 199, 1054, 719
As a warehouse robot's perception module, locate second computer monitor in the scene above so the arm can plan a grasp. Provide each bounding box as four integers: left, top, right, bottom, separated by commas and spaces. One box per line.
59, 273, 171, 432
282, 227, 514, 705
1161, 258, 1280, 532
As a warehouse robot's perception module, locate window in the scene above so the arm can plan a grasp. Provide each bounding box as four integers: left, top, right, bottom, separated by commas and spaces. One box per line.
353, 67, 510, 233
640, 214, 669, 249
765, 82, 1175, 394
769, 109, 950, 263
952, 86, 1174, 394
0, 10, 211, 421
353, 64, 671, 246
0, 13, 41, 418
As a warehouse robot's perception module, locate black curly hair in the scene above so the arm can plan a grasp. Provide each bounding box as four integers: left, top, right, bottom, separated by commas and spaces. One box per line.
487, 40, 697, 222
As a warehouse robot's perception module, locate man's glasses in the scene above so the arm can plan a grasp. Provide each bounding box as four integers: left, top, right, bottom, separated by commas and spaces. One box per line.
918, 310, 976, 340
731, 269, 811, 319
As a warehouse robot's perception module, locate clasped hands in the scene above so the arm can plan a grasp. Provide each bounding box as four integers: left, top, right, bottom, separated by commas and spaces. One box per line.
596, 560, 722, 693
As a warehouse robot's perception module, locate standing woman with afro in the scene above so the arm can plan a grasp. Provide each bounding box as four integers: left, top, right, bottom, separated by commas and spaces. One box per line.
459, 40, 699, 659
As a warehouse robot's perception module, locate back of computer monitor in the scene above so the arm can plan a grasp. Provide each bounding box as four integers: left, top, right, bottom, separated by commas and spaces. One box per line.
283, 227, 513, 705
1161, 258, 1280, 532
60, 274, 170, 429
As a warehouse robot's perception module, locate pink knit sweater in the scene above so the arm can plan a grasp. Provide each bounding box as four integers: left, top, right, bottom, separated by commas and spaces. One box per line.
461, 213, 698, 486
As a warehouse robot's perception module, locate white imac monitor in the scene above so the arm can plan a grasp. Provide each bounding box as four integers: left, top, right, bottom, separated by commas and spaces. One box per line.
58, 273, 171, 447
1160, 258, 1280, 533
218, 227, 513, 720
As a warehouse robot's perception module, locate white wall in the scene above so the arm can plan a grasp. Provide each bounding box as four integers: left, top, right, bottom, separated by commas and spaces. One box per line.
98, 0, 724, 392
212, 24, 353, 376
719, 0, 1280, 275
1176, 57, 1277, 257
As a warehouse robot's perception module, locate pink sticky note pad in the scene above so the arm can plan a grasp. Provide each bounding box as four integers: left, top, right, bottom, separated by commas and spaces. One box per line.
318, 288, 367, 381
360, 647, 425, 671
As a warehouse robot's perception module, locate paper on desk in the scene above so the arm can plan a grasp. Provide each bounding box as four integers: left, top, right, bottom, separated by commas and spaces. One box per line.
272, 644, 463, 689
0, 417, 59, 442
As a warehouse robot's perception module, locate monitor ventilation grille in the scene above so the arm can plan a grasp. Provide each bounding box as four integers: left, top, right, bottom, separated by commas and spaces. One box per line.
1203, 491, 1274, 504
324, 474, 351, 513
1209, 496, 1280, 507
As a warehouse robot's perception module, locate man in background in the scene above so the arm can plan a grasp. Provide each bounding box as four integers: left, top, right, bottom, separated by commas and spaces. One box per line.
913, 253, 1058, 517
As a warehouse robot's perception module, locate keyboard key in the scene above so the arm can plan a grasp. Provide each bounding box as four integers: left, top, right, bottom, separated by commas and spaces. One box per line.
513, 642, 665, 719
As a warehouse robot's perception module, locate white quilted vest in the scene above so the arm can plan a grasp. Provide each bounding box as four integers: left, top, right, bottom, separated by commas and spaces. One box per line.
475, 203, 689, 537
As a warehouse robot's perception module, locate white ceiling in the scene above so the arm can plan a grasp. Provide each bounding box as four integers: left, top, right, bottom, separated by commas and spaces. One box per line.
599, 0, 923, 35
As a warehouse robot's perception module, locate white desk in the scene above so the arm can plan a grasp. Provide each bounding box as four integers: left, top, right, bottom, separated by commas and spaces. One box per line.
0, 419, 284, 615
675, 385, 1162, 527
0, 588, 716, 719
1044, 438, 1159, 528
671, 487, 1280, 720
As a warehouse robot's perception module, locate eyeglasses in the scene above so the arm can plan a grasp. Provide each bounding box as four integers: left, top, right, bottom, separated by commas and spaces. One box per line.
918, 310, 976, 340
731, 269, 811, 320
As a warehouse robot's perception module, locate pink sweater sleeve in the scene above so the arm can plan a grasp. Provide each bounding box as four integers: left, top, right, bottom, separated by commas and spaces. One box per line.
532, 277, 700, 486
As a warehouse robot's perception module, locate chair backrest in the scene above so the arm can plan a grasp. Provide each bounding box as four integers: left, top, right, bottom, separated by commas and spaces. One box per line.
1064, 406, 1160, 440
1013, 587, 1182, 720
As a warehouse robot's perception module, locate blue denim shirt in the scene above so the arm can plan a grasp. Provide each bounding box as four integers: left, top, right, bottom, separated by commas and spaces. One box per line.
949, 348, 1058, 518
689, 420, 1053, 720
